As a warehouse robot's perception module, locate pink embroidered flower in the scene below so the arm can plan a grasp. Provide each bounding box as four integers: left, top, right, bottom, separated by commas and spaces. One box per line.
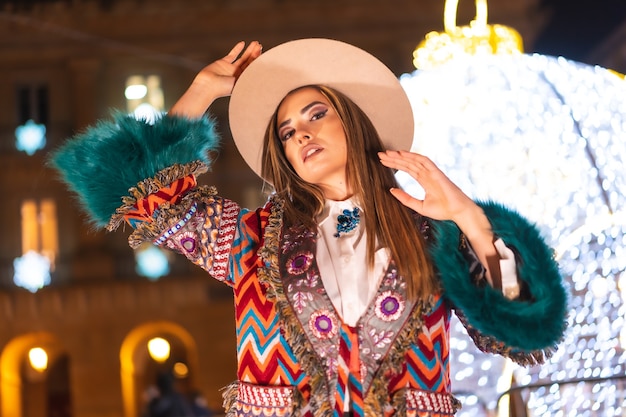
375, 291, 405, 322
169, 231, 198, 256
309, 310, 338, 339
286, 251, 313, 275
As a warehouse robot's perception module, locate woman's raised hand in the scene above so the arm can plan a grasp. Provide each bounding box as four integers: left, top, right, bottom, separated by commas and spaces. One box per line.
170, 41, 262, 118
379, 150, 503, 288
195, 41, 262, 98
377, 150, 477, 223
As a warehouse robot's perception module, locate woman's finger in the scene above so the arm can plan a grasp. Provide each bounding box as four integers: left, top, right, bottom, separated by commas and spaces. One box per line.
224, 41, 246, 63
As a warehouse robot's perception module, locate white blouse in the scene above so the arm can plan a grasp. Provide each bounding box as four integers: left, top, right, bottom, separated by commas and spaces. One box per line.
316, 198, 519, 327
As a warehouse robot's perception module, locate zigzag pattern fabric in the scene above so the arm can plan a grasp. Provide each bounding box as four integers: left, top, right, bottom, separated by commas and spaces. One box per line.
158, 196, 459, 415
124, 174, 196, 227
148, 193, 552, 416
334, 324, 364, 416
232, 207, 308, 390
50, 113, 566, 416
389, 296, 451, 393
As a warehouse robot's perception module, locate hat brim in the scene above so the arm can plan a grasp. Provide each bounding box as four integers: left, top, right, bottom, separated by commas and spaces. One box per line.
228, 38, 414, 179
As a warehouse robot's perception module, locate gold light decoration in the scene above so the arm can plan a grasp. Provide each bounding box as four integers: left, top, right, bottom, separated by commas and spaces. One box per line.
413, 0, 523, 70
173, 362, 189, 378
400, 0, 626, 414
28, 347, 48, 372
400, 0, 626, 415
147, 337, 170, 363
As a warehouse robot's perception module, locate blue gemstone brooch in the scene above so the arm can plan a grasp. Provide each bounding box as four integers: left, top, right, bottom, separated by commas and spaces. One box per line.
334, 207, 361, 238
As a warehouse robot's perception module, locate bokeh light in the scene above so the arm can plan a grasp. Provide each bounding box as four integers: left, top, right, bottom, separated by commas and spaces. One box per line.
399, 52, 626, 415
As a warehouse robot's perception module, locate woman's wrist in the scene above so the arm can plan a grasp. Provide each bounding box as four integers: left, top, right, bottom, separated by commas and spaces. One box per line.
452, 203, 493, 241
169, 79, 222, 118
453, 203, 504, 289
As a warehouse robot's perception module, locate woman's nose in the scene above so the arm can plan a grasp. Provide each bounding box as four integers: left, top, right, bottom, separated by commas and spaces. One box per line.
296, 132, 312, 144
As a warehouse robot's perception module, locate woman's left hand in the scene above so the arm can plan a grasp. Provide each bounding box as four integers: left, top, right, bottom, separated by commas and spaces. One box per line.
379, 150, 504, 288
378, 150, 476, 223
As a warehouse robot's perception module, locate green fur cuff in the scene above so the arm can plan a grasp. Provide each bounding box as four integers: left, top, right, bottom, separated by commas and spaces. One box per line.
48, 113, 220, 229
430, 201, 567, 352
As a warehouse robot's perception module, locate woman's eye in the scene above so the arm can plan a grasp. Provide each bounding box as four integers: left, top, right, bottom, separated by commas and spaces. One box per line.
281, 130, 294, 142
311, 109, 328, 121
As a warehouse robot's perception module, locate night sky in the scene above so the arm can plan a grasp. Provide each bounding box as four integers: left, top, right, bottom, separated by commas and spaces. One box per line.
532, 0, 626, 64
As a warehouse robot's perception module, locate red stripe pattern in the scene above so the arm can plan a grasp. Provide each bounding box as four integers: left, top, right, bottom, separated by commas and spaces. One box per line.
124, 174, 196, 227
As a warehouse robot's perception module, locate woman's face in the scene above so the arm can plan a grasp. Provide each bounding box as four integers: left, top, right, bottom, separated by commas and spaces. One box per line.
276, 87, 351, 199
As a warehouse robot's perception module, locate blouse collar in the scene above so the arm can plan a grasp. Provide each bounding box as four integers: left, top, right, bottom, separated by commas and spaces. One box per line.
317, 197, 362, 227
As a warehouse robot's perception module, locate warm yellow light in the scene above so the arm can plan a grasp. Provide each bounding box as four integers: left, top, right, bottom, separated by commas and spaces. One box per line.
413, 0, 524, 70
172, 362, 189, 378
28, 347, 48, 372
147, 337, 170, 363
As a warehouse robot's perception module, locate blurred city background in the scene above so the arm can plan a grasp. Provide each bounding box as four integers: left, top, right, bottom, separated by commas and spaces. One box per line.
0, 0, 625, 416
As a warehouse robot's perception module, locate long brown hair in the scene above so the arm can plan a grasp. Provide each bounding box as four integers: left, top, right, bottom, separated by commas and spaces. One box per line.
261, 85, 436, 300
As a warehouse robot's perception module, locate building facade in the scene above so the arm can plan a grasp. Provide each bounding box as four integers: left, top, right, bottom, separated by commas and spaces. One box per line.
3, 1, 620, 416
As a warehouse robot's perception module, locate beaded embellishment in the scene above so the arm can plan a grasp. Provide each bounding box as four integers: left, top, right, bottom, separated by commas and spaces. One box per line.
153, 202, 198, 246
334, 207, 360, 238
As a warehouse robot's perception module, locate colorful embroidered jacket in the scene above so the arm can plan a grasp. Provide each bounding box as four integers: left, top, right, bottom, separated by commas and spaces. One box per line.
50, 115, 567, 417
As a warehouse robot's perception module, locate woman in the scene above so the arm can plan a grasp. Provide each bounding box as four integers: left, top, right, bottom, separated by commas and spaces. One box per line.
51, 39, 566, 416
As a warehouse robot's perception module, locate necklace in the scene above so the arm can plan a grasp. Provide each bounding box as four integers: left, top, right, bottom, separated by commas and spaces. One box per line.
334, 207, 361, 238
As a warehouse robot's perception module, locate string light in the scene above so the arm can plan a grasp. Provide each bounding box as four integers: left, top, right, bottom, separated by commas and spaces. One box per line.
399, 0, 626, 414
412, 0, 523, 70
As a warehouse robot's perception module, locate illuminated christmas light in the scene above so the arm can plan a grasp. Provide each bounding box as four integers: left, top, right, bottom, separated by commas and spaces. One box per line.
15, 119, 46, 155
147, 337, 170, 363
399, 0, 626, 414
135, 243, 170, 280
28, 347, 48, 372
125, 84, 148, 100
412, 0, 523, 71
13, 250, 51, 293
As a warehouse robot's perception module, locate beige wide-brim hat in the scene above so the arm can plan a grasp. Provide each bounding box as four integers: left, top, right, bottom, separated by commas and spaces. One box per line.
228, 38, 415, 179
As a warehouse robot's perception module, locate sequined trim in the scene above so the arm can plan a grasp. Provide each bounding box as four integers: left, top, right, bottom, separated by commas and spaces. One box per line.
210, 199, 240, 281
224, 381, 295, 417
153, 203, 198, 246
238, 382, 294, 408
405, 389, 461, 415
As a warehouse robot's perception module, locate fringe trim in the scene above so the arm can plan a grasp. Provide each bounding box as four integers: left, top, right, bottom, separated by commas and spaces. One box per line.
106, 161, 208, 231
364, 295, 435, 415
221, 381, 239, 417
455, 309, 561, 367
128, 185, 217, 249
257, 196, 334, 417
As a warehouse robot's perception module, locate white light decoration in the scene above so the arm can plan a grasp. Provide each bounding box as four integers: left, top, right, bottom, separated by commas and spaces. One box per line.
397, 0, 626, 415
13, 250, 51, 293
132, 103, 163, 125
147, 337, 170, 363
135, 243, 170, 280
28, 347, 48, 372
15, 119, 46, 155
125, 74, 165, 115
124, 84, 148, 100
